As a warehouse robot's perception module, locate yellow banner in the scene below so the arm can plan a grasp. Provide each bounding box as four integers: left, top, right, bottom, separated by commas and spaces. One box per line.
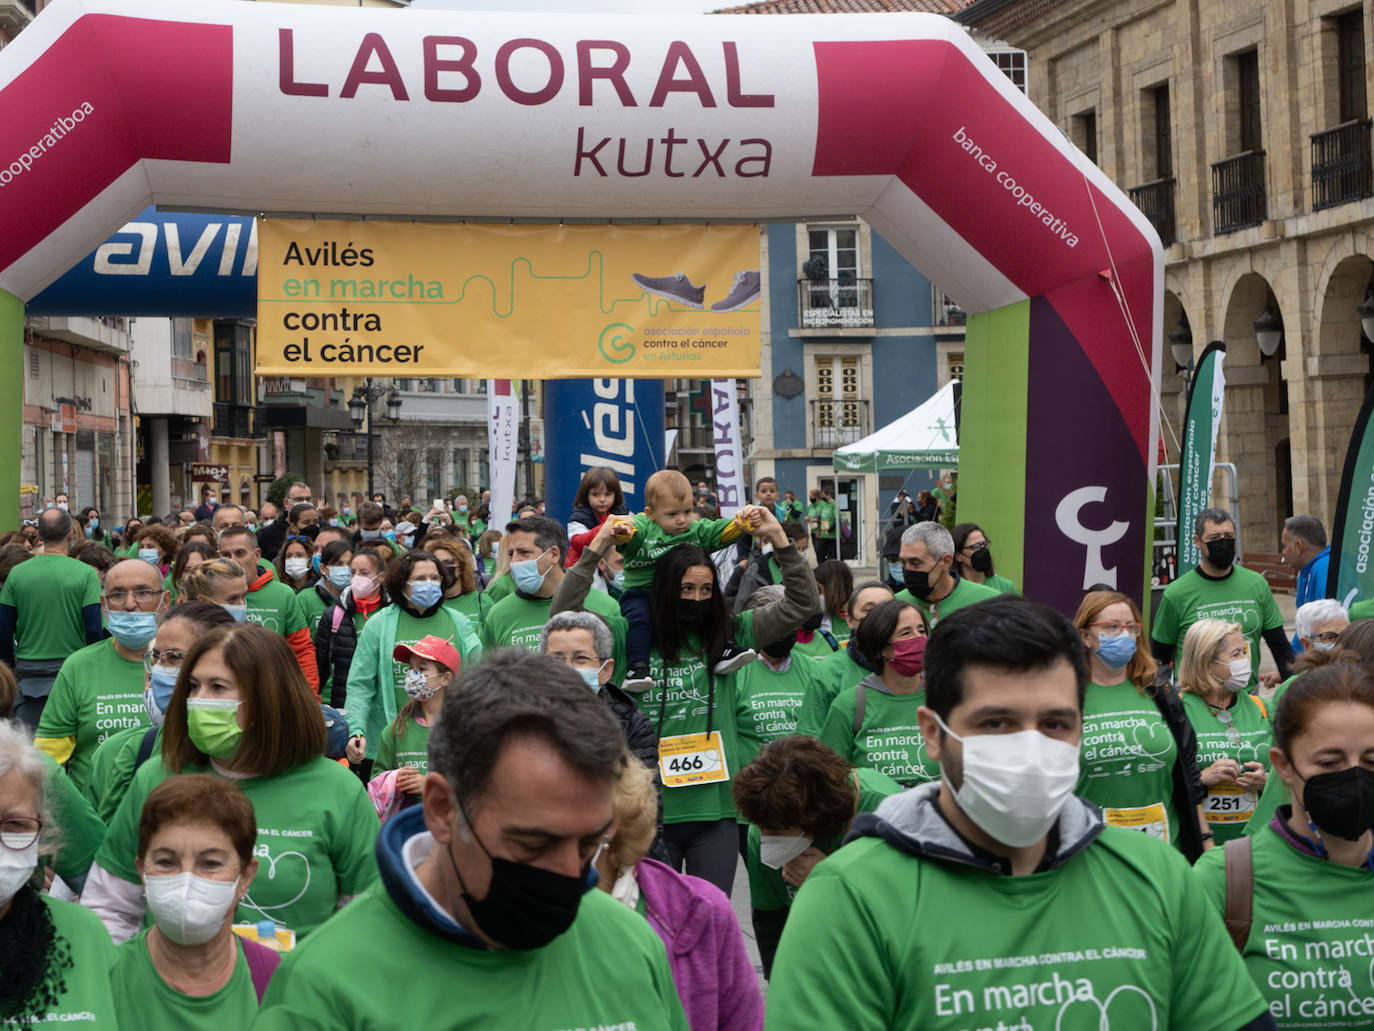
255, 220, 762, 378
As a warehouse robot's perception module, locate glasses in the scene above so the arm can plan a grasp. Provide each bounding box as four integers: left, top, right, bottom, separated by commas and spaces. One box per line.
0, 817, 41, 850
104, 588, 164, 605
964, 539, 991, 550
1088, 621, 1142, 635
143, 648, 186, 671
1312, 631, 1342, 645
1213, 707, 1243, 747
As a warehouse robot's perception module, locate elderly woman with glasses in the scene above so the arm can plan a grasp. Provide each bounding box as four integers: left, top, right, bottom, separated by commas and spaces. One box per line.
0, 721, 119, 1025
1177, 618, 1272, 845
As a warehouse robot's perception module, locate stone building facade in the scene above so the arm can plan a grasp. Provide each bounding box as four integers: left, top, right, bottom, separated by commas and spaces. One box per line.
960, 0, 1374, 555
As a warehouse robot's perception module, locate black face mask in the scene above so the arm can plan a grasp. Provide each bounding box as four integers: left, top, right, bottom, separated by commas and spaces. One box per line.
1204, 537, 1236, 569
679, 598, 713, 628
1296, 763, 1374, 842
969, 545, 993, 574
902, 567, 935, 601
762, 635, 797, 660
448, 800, 596, 950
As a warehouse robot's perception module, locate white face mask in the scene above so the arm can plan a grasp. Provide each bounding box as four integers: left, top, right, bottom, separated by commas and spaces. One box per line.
142, 871, 240, 946
1311, 640, 1336, 654
0, 835, 38, 905
1220, 656, 1251, 692
404, 668, 441, 701
935, 714, 1080, 848
284, 557, 310, 580
759, 834, 813, 869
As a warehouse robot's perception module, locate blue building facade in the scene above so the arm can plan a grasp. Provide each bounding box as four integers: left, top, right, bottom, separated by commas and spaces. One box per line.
750, 220, 965, 566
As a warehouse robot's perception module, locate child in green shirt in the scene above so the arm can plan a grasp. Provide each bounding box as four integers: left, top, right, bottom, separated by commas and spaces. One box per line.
612, 470, 760, 690
369, 634, 459, 818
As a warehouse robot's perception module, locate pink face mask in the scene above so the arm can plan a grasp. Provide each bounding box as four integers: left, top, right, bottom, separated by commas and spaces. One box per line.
888, 635, 927, 677
350, 573, 378, 599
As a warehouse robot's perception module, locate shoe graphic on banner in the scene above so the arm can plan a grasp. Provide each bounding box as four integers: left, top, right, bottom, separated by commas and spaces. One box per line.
710, 270, 761, 312
631, 272, 706, 309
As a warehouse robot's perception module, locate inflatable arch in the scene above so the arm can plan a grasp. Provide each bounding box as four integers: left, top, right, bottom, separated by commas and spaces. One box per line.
0, 0, 1162, 613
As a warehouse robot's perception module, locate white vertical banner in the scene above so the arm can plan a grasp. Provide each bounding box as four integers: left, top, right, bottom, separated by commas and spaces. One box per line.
711, 379, 745, 517
487, 379, 518, 530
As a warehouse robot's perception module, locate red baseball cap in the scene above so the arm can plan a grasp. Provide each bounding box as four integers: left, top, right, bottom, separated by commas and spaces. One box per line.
393, 635, 462, 672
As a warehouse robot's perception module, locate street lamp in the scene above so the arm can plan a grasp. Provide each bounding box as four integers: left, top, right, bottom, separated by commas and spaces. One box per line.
1357, 282, 1374, 341
1253, 305, 1283, 358
348, 378, 401, 500
1168, 313, 1193, 370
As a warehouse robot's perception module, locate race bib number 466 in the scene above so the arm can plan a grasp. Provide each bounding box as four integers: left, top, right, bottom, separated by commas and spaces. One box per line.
658, 731, 730, 788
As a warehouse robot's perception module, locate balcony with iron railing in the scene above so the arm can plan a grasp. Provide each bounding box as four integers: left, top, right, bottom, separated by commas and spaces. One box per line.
1211, 151, 1267, 234
811, 398, 871, 448
1128, 177, 1177, 247
1312, 119, 1373, 212
932, 287, 966, 327
211, 402, 264, 440
797, 278, 874, 329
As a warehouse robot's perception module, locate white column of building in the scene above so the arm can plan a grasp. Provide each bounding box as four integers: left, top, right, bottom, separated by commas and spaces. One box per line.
150, 418, 170, 516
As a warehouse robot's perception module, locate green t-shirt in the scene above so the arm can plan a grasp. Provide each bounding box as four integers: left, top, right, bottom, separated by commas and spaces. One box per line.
254, 878, 689, 1031
99, 757, 380, 938
375, 714, 432, 776
298, 583, 331, 641
1195, 824, 1374, 1029
637, 613, 756, 824
83, 724, 142, 811
9, 896, 119, 1028
247, 566, 309, 638
733, 656, 816, 767
619, 513, 744, 590
36, 638, 148, 792
1245, 676, 1300, 835
792, 631, 839, 661
43, 753, 107, 883
483, 572, 515, 605
1076, 680, 1181, 847
764, 824, 1268, 1031
1180, 691, 1273, 843
442, 590, 483, 628
745, 767, 903, 912
819, 677, 939, 788
794, 647, 870, 736
110, 930, 258, 1031
895, 576, 1002, 628
391, 607, 437, 711
480, 588, 627, 674
1151, 565, 1284, 686
0, 553, 100, 660
981, 573, 1019, 595
816, 499, 837, 539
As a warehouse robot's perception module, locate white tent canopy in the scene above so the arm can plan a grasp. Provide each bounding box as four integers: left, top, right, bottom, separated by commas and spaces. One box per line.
833, 381, 959, 473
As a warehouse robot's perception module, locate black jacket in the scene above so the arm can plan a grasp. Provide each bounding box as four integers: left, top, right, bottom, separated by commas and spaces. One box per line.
314, 588, 390, 709
601, 681, 658, 770
1147, 678, 1209, 862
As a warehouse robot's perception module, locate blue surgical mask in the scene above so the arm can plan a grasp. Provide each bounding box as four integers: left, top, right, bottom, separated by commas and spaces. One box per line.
1312, 641, 1337, 654
327, 566, 352, 588
611, 570, 625, 592
90, 518, 99, 529
138, 548, 160, 565
106, 610, 159, 650
311, 554, 323, 574
1095, 633, 1137, 670
400, 535, 414, 548
221, 603, 248, 623
575, 662, 606, 692
360, 529, 381, 540
383, 530, 397, 543
145, 664, 180, 726
409, 580, 443, 609
511, 551, 549, 594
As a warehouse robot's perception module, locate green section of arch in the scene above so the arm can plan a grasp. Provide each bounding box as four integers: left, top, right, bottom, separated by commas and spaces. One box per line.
957, 301, 1030, 590
0, 291, 20, 529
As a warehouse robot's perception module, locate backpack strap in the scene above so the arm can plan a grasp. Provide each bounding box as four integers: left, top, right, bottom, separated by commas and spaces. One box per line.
134, 726, 159, 770
1253, 694, 1268, 720
853, 682, 867, 737
240, 937, 281, 1004
1223, 836, 1254, 952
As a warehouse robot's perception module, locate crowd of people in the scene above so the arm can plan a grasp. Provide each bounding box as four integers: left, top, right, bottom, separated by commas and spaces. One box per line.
0, 469, 1368, 1031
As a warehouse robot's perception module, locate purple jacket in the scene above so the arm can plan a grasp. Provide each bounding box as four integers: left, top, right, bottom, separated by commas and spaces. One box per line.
634, 858, 764, 1031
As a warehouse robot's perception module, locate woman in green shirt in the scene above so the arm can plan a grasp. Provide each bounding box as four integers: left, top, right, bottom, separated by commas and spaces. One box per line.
1073, 590, 1211, 860
819, 599, 936, 788
423, 533, 484, 628
952, 522, 1019, 595
112, 774, 276, 1030
1195, 662, 1374, 1027
1177, 618, 1272, 844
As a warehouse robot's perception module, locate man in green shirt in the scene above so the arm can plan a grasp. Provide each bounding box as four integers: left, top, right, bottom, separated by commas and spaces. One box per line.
0, 506, 104, 729
218, 525, 320, 693
34, 558, 168, 792
1151, 507, 1293, 689
893, 521, 999, 628
255, 650, 690, 1031
766, 596, 1272, 1031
